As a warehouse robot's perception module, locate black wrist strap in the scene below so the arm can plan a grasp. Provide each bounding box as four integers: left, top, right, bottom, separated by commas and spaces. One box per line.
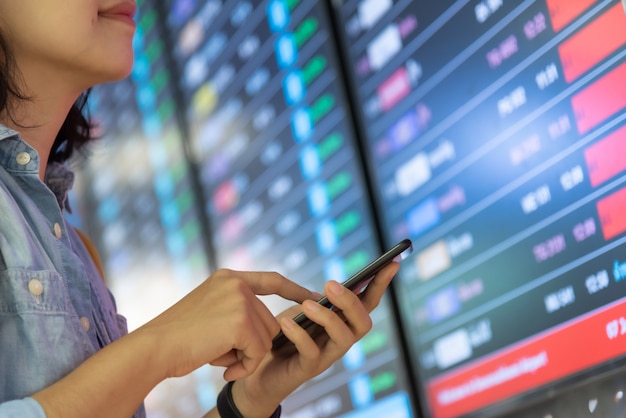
217, 381, 281, 418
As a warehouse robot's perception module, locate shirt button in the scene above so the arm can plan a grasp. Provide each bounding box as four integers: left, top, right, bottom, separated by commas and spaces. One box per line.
28, 279, 44, 297
53, 223, 63, 238
80, 317, 91, 332
16, 152, 31, 166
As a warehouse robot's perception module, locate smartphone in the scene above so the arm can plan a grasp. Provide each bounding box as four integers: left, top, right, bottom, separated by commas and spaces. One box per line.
271, 238, 413, 356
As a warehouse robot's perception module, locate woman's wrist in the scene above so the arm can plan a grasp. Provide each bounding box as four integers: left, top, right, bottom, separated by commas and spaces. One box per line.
217, 381, 281, 418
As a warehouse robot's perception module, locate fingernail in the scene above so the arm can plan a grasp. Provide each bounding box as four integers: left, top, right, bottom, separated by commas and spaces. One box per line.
329, 280, 345, 295
281, 317, 294, 330
304, 299, 321, 311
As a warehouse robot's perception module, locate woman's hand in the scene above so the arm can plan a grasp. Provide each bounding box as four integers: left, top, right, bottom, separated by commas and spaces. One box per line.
33, 269, 318, 418
137, 269, 316, 381
226, 262, 400, 418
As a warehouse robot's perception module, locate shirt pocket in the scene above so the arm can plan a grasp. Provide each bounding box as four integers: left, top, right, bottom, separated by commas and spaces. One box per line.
0, 269, 93, 401
0, 269, 69, 313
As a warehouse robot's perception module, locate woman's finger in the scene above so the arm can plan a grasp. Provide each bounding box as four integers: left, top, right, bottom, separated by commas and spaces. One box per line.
276, 316, 321, 361
357, 262, 399, 311
227, 270, 316, 303
302, 299, 356, 351
210, 350, 239, 368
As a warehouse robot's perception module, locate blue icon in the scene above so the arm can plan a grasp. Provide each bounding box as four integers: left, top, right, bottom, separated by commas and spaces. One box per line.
267, 0, 290, 32
283, 70, 306, 105
88, 91, 101, 110
166, 231, 186, 257
153, 173, 174, 200
307, 182, 329, 217
388, 112, 420, 151
142, 114, 162, 139
132, 27, 144, 52
299, 145, 321, 180
172, 0, 196, 27
315, 220, 338, 255
275, 33, 298, 68
406, 197, 440, 236
343, 344, 366, 370
131, 55, 150, 81
324, 257, 345, 282
291, 107, 313, 142
136, 85, 156, 112
348, 374, 373, 408
98, 198, 119, 223
160, 202, 181, 229
339, 392, 414, 418
426, 285, 460, 324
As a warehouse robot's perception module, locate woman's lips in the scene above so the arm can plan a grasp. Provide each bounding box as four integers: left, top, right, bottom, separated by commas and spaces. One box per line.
99, 2, 136, 27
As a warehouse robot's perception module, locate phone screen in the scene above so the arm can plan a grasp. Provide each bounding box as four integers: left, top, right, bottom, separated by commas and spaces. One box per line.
271, 239, 413, 355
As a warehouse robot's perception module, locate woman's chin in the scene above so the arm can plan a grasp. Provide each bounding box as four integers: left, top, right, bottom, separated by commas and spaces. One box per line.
92, 64, 134, 85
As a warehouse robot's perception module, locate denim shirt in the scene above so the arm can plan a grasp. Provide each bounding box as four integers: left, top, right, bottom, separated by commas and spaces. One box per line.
0, 126, 146, 417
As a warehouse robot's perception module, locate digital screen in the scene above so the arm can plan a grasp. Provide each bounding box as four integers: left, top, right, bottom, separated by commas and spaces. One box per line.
333, 0, 626, 417
166, 0, 416, 417
71, 0, 217, 416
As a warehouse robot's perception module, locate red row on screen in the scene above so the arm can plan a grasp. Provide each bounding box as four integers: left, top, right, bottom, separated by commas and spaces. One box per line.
597, 186, 626, 241
558, 3, 626, 83
584, 124, 626, 188
546, 0, 597, 32
426, 297, 626, 418
571, 60, 626, 135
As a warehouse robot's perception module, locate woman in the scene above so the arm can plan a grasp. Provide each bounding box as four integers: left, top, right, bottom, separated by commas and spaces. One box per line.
0, 1, 399, 417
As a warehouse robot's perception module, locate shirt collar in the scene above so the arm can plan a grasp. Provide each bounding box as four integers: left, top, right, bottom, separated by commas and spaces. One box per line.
0, 124, 18, 141
0, 124, 75, 212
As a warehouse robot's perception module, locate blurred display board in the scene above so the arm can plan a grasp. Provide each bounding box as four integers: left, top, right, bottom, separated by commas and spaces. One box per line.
164, 0, 416, 417
332, 0, 626, 416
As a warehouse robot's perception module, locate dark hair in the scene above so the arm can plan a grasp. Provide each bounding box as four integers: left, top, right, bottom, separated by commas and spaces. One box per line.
1, 30, 95, 164
49, 90, 94, 163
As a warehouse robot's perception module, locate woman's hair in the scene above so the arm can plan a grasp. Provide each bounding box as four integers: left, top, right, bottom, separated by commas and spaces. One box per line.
0, 28, 95, 164
49, 90, 94, 164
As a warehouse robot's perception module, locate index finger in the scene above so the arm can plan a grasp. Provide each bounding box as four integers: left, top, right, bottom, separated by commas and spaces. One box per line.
231, 270, 316, 303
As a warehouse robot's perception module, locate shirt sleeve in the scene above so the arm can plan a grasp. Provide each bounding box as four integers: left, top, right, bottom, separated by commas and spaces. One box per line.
0, 397, 46, 418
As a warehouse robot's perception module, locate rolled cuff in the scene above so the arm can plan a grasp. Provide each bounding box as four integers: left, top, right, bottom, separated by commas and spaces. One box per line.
0, 397, 46, 418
